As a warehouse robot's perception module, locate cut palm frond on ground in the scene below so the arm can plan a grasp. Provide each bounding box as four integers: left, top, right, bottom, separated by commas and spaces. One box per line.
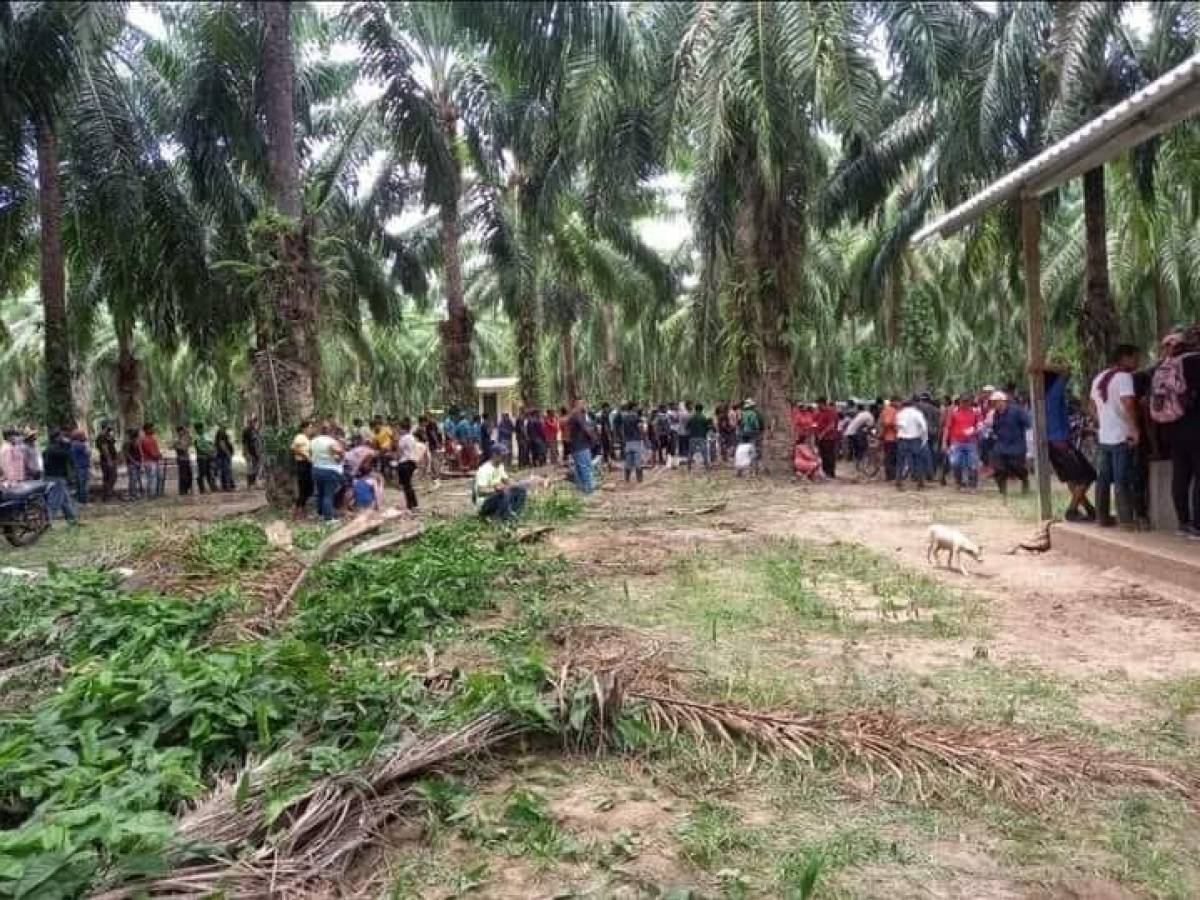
94, 640, 1197, 899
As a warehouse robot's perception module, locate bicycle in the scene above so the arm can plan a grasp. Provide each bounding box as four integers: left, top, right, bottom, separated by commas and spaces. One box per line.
854, 428, 883, 479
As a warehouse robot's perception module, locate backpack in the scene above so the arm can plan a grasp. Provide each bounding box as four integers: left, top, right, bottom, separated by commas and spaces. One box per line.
1149, 353, 1197, 424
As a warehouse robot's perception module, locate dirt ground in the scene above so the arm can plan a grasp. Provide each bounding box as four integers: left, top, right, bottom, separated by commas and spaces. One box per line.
9, 463, 1199, 898
389, 464, 1200, 899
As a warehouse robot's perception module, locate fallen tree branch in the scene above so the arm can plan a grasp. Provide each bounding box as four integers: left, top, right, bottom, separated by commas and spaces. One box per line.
0, 654, 62, 691
664, 502, 727, 517
268, 509, 411, 622
347, 522, 425, 557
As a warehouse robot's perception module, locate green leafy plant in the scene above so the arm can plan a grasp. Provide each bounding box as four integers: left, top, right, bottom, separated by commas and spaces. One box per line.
184, 521, 271, 575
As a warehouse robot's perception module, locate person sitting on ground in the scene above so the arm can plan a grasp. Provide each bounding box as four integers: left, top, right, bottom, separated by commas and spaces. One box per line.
475, 445, 527, 521
353, 458, 382, 512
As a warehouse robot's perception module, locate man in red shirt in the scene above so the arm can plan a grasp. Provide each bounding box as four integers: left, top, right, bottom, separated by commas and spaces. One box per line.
813, 397, 840, 478
942, 396, 981, 490
139, 422, 165, 498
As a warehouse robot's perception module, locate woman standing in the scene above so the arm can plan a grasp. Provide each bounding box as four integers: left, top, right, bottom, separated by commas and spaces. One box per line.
309, 421, 345, 522
396, 417, 419, 511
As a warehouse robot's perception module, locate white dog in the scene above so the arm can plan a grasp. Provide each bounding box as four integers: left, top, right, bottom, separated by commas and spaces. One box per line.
926, 524, 983, 576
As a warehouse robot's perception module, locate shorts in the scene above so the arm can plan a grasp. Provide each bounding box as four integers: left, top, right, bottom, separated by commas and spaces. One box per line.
992, 452, 1027, 481
1048, 442, 1096, 487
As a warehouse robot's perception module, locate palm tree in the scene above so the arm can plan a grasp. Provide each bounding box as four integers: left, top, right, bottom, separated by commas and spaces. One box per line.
660, 1, 884, 462
0, 3, 127, 428
352, 1, 487, 409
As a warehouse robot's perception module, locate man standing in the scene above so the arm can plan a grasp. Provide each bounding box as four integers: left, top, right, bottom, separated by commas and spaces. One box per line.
514, 408, 529, 469
738, 399, 764, 474
194, 424, 216, 494
174, 425, 194, 496
475, 445, 527, 520
567, 398, 597, 494
291, 419, 315, 520
1090, 344, 1141, 528
989, 391, 1031, 496
814, 397, 840, 478
879, 397, 899, 481
140, 423, 164, 498
527, 409, 547, 467
69, 429, 91, 504
96, 421, 118, 501
894, 397, 929, 490
214, 425, 236, 490
124, 427, 143, 500
685, 403, 712, 472
42, 430, 80, 526
619, 402, 645, 483
943, 395, 981, 490
1150, 328, 1200, 537
843, 404, 874, 463
0, 429, 26, 483
599, 402, 615, 463
1036, 361, 1096, 522
242, 417, 262, 489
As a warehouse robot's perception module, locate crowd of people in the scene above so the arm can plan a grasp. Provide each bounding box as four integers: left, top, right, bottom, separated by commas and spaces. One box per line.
5, 324, 1200, 538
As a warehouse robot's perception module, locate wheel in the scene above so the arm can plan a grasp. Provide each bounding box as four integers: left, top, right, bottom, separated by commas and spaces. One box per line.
857, 452, 881, 479
3, 498, 49, 547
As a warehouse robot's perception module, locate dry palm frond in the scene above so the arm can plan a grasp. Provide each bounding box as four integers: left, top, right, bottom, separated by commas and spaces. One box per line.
1007, 520, 1053, 554
629, 692, 1196, 806
92, 713, 528, 899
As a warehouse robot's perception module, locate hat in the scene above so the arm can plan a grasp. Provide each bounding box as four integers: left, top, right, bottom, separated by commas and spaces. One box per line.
990, 391, 1008, 402
982, 384, 996, 393
743, 399, 756, 407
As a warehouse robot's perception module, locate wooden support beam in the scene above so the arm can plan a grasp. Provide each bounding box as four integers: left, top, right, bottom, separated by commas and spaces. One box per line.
1022, 195, 1054, 522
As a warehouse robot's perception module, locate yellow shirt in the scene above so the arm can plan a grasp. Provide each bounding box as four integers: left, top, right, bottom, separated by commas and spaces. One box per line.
375, 426, 394, 451
291, 433, 311, 462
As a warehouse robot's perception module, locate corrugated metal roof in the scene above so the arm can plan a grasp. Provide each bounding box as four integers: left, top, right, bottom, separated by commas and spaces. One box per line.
913, 53, 1200, 243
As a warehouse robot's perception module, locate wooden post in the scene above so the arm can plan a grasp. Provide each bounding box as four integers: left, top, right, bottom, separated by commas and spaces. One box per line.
1022, 194, 1053, 521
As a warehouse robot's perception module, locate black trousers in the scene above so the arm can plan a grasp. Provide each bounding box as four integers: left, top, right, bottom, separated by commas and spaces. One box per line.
100, 459, 117, 501
195, 455, 217, 493
1171, 429, 1200, 529
884, 441, 897, 480
295, 459, 314, 511
397, 460, 418, 510
818, 439, 838, 478
177, 454, 193, 495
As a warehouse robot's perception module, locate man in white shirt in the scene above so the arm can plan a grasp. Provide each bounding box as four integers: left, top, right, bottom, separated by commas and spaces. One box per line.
1089, 344, 1141, 527
894, 398, 929, 490
475, 446, 527, 521
843, 404, 874, 462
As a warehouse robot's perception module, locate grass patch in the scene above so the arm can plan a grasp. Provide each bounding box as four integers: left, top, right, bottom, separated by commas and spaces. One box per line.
1104, 794, 1196, 898
526, 488, 584, 523
676, 800, 761, 868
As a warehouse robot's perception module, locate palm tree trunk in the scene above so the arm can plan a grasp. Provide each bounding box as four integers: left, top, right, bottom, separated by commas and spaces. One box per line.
560, 324, 578, 406
35, 116, 74, 430
1152, 262, 1170, 340
439, 195, 474, 410
259, 0, 317, 436
115, 327, 143, 433
513, 290, 540, 409
601, 299, 622, 399
1079, 166, 1118, 377
883, 269, 900, 348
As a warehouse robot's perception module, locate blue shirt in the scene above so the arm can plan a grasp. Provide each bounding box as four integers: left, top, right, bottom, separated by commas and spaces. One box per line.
1045, 372, 1069, 442
353, 477, 375, 508
992, 405, 1031, 456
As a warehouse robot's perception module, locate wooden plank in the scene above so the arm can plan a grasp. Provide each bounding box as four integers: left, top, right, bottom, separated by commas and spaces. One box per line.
1021, 195, 1053, 522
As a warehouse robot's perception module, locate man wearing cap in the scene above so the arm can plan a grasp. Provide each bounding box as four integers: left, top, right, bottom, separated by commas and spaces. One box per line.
475, 445, 527, 520
738, 399, 763, 471
989, 391, 1031, 495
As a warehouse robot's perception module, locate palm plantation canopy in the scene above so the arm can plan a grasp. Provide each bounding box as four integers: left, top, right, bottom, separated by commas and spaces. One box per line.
3, 1, 1200, 432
